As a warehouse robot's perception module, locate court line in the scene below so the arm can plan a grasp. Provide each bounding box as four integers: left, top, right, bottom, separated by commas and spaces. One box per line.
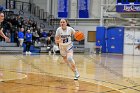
2, 75, 99, 93
86, 54, 140, 92
2, 66, 140, 93
0, 70, 27, 82
88, 54, 138, 85
6, 54, 122, 93
1, 54, 138, 93
17, 55, 126, 93
118, 87, 140, 92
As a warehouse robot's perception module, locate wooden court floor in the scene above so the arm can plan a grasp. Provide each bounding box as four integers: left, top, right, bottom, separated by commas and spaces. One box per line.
0, 53, 140, 93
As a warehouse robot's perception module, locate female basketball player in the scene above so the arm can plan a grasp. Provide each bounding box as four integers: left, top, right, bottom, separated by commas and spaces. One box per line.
0, 11, 10, 42
55, 19, 80, 80
0, 12, 10, 77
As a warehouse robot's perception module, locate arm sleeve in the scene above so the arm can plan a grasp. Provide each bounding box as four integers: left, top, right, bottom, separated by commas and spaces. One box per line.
70, 27, 76, 35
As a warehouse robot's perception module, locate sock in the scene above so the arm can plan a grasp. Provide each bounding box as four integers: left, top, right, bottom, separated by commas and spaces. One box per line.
75, 68, 79, 76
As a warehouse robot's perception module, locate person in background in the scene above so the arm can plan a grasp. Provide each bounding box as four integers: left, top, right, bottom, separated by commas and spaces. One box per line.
96, 40, 102, 54
18, 28, 24, 47
25, 29, 32, 54
47, 30, 53, 45
32, 29, 40, 44
40, 30, 48, 46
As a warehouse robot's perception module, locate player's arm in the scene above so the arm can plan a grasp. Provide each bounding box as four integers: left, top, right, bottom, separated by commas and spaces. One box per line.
55, 29, 61, 44
0, 28, 10, 42
0, 28, 6, 38
55, 35, 61, 44
71, 27, 76, 35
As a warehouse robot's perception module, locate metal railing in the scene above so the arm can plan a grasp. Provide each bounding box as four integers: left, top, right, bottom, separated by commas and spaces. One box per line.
5, 0, 57, 29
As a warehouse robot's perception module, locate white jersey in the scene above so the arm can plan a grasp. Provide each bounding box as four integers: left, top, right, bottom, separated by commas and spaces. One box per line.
55, 26, 75, 46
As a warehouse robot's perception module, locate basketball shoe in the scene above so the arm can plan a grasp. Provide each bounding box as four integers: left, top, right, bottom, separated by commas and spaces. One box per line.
74, 72, 80, 80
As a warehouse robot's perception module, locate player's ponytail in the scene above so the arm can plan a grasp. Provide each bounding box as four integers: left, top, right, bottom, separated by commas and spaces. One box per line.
65, 19, 70, 27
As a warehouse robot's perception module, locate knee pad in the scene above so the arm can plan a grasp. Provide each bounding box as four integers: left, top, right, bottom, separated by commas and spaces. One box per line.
67, 56, 73, 62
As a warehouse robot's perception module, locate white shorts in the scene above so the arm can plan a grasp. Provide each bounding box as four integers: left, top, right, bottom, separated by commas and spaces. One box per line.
59, 42, 73, 57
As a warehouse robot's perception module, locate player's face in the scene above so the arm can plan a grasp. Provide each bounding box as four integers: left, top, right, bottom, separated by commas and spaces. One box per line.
60, 19, 67, 27
0, 13, 4, 23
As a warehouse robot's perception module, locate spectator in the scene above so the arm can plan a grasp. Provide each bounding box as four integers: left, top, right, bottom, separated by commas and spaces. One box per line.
47, 30, 54, 45
96, 40, 102, 54
0, 6, 4, 11
40, 30, 48, 46
32, 30, 39, 44
18, 28, 24, 47
25, 29, 32, 54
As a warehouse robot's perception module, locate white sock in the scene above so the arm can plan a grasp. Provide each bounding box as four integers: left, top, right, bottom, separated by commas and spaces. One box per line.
75, 68, 79, 76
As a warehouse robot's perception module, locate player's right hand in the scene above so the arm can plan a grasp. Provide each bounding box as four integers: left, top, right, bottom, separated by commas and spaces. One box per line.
55, 36, 61, 44
4, 37, 10, 42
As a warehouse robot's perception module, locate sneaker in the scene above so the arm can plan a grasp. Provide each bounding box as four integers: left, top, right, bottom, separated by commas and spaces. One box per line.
74, 74, 80, 80
49, 51, 51, 55
28, 51, 31, 54
25, 51, 28, 54
53, 52, 56, 55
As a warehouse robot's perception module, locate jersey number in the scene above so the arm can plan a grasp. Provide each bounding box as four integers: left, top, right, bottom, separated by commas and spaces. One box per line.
63, 38, 68, 43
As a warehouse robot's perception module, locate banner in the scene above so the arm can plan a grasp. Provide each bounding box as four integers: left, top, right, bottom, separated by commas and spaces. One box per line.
9, 0, 16, 9
116, 0, 140, 12
78, 0, 89, 18
116, 5, 140, 12
58, 0, 69, 18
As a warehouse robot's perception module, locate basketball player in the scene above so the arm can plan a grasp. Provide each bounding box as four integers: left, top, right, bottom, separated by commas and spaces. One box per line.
0, 12, 10, 77
0, 11, 10, 42
55, 19, 80, 80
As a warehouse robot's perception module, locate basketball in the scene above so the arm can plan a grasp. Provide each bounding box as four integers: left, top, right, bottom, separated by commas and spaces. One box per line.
74, 31, 84, 41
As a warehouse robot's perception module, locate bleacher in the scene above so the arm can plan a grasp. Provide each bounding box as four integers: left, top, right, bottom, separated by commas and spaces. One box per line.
0, 42, 23, 53
0, 2, 87, 54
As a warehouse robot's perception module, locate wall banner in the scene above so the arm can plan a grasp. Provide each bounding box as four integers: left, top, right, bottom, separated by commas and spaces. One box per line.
78, 0, 89, 18
58, 0, 69, 18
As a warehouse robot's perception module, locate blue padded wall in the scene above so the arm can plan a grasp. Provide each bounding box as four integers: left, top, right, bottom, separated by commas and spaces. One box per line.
23, 43, 40, 53
96, 26, 106, 53
106, 27, 124, 54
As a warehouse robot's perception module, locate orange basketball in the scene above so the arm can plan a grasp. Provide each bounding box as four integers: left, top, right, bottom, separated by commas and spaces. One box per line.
74, 31, 84, 41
